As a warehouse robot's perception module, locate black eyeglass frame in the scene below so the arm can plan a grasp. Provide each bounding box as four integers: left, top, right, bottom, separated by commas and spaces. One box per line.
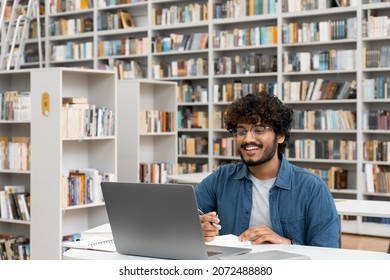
229, 125, 270, 137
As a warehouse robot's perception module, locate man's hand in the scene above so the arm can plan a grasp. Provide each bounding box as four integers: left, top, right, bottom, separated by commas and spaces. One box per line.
239, 225, 292, 245
199, 211, 220, 241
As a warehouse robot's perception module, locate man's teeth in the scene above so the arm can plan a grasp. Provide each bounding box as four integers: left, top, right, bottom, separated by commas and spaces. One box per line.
245, 146, 259, 150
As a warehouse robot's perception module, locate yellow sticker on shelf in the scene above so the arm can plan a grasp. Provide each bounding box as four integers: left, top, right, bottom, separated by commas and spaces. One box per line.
42, 92, 50, 116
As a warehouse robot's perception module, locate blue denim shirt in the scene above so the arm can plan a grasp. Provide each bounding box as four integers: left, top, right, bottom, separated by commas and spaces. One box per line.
195, 156, 340, 248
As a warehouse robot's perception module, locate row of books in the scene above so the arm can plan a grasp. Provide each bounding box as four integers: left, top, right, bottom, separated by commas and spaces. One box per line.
0, 235, 30, 260
363, 46, 390, 68
0, 136, 30, 171
139, 109, 175, 134
50, 0, 91, 14
0, 185, 30, 221
364, 164, 390, 194
292, 109, 356, 130
363, 0, 390, 3
363, 140, 390, 162
286, 139, 357, 160
177, 82, 208, 103
178, 107, 208, 129
51, 42, 93, 61
50, 17, 93, 36
97, 10, 136, 31
30, 20, 46, 39
178, 135, 208, 156
214, 0, 277, 19
98, 0, 143, 9
213, 81, 277, 103
214, 53, 277, 75
177, 162, 209, 175
362, 77, 389, 100
214, 25, 278, 49
212, 111, 226, 130
62, 168, 116, 207
0, 91, 31, 121
362, 110, 390, 130
1, 2, 15, 22
139, 162, 175, 184
282, 79, 357, 101
114, 59, 143, 79
283, 49, 356, 72
99, 58, 143, 79
98, 37, 148, 57
213, 137, 238, 157
282, 18, 357, 44
364, 217, 390, 225
152, 3, 208, 26
152, 57, 208, 78
363, 14, 390, 38
153, 33, 208, 53
282, 0, 352, 12
307, 166, 349, 190
24, 45, 45, 63
178, 107, 192, 129
62, 97, 115, 138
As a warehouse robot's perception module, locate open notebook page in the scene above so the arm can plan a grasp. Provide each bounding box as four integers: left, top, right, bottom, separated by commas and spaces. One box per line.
205, 234, 251, 248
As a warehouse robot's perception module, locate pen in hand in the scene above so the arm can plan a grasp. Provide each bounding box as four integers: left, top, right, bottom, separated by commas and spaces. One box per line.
198, 208, 222, 230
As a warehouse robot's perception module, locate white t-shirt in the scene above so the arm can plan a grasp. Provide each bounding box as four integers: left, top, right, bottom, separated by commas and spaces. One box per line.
249, 173, 276, 229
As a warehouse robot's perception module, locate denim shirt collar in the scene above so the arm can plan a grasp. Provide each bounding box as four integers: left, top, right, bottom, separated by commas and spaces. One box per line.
274, 155, 291, 191
234, 155, 291, 191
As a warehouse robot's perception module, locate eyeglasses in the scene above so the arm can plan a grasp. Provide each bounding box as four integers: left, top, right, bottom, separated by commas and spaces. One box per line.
229, 125, 270, 138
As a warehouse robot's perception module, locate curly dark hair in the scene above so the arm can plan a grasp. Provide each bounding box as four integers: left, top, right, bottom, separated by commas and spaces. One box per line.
224, 92, 293, 157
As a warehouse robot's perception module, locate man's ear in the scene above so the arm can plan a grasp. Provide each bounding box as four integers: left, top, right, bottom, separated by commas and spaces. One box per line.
277, 135, 285, 143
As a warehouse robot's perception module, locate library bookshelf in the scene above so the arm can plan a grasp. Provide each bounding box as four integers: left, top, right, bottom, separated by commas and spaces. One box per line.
30, 68, 117, 259
117, 79, 177, 183
1, 0, 389, 239
0, 70, 32, 260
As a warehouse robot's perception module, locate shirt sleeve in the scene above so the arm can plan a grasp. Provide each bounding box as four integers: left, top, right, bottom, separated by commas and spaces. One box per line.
195, 171, 218, 214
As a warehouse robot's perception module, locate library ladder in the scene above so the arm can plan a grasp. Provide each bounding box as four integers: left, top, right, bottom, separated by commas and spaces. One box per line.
0, 0, 42, 70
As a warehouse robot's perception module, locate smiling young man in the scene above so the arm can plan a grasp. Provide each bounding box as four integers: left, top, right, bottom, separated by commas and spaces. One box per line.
195, 92, 340, 248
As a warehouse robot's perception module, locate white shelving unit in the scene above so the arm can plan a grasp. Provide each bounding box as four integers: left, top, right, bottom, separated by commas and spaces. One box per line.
117, 79, 177, 182
30, 68, 117, 259
357, 1, 390, 237
0, 70, 32, 258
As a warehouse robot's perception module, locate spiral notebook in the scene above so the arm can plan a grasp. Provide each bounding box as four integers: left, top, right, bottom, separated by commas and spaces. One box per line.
62, 235, 116, 252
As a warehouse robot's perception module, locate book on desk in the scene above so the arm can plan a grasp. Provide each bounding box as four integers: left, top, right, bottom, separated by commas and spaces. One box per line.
62, 235, 116, 252
62, 223, 115, 252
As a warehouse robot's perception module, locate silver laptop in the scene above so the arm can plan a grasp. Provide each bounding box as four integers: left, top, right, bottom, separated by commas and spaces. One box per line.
101, 182, 251, 260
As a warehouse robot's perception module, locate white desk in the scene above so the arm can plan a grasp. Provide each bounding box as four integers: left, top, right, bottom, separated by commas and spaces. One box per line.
335, 199, 390, 238
335, 199, 390, 218
64, 199, 390, 260
62, 242, 390, 260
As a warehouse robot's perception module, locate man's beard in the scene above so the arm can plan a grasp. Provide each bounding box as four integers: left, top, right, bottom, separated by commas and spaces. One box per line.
239, 137, 278, 167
